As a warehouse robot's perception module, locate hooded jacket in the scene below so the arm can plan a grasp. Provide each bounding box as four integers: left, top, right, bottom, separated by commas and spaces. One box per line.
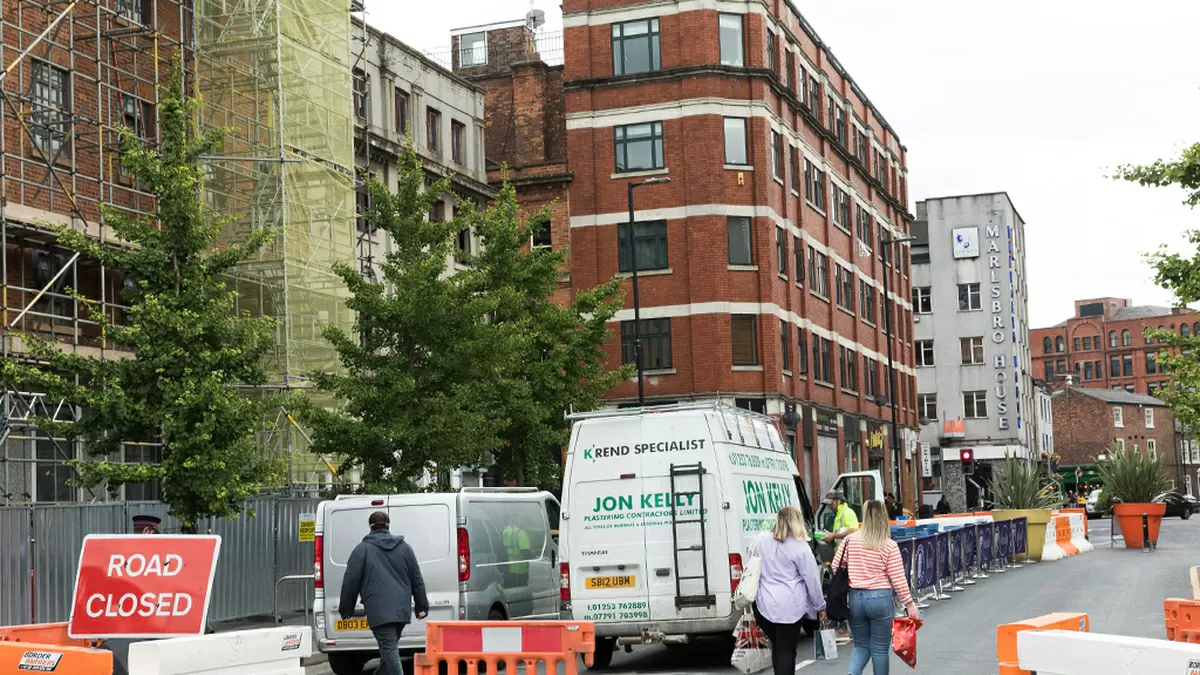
339, 529, 429, 626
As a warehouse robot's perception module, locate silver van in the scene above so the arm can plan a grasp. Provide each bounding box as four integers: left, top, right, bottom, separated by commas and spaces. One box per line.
313, 487, 561, 675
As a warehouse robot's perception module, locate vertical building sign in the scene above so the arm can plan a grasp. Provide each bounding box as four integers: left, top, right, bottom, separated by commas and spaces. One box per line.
988, 223, 1011, 432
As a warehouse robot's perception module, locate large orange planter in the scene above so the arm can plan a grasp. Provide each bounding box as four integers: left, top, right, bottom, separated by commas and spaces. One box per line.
1113, 502, 1166, 549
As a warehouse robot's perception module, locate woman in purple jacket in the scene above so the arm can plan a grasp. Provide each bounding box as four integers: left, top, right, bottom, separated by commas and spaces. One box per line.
751, 506, 827, 675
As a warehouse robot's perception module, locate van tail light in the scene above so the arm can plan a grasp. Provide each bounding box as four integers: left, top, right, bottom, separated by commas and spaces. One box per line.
729, 553, 744, 595
560, 563, 571, 601
457, 527, 471, 582
313, 534, 324, 589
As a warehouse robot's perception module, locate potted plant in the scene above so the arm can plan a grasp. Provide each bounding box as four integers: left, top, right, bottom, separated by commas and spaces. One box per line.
1096, 445, 1172, 549
987, 453, 1062, 560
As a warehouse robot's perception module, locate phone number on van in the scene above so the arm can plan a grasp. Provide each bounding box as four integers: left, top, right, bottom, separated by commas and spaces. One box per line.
582, 601, 649, 621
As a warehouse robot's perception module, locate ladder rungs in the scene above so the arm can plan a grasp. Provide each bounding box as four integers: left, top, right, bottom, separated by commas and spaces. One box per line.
677, 575, 707, 581
676, 545, 704, 551
674, 518, 702, 524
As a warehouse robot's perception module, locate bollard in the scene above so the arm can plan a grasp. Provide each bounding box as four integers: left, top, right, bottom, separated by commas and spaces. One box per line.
1142, 514, 1153, 552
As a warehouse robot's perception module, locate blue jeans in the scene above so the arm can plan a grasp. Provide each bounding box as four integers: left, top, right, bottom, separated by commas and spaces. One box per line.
847, 589, 894, 675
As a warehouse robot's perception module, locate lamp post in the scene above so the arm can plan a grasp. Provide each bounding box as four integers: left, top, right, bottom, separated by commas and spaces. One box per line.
626, 177, 671, 406
881, 234, 917, 505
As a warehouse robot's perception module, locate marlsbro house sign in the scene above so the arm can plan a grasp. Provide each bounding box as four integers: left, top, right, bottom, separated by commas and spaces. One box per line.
68, 535, 222, 638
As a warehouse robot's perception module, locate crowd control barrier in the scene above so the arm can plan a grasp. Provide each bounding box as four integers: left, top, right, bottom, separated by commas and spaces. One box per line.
414, 621, 596, 675
1017, 628, 1200, 674
127, 626, 311, 675
996, 612, 1089, 675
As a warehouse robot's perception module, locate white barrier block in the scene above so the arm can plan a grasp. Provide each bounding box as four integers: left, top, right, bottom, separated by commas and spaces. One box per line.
128, 626, 312, 675
1191, 565, 1200, 599
1018, 629, 1200, 674
1041, 516, 1067, 562
1067, 513, 1094, 554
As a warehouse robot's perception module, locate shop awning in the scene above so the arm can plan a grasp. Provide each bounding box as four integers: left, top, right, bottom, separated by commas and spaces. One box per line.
1057, 464, 1103, 485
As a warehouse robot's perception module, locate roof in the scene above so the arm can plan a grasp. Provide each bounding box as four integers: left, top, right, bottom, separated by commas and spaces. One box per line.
1054, 388, 1167, 407
1111, 306, 1177, 321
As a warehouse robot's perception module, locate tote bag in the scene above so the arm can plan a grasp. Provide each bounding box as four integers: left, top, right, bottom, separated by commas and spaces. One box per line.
733, 552, 763, 609
825, 542, 851, 622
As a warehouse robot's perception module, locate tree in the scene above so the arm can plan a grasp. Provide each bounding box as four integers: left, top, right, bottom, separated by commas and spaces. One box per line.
0, 65, 280, 528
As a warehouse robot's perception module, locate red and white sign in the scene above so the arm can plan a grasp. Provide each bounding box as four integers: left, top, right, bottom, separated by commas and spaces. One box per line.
68, 534, 221, 638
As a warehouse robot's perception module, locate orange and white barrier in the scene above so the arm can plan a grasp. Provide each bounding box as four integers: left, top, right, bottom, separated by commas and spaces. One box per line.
414, 621, 596, 675
996, 612, 1089, 675
1017, 629, 1200, 674
1042, 513, 1092, 561
1190, 566, 1200, 599
0, 641, 113, 674
127, 627, 311, 675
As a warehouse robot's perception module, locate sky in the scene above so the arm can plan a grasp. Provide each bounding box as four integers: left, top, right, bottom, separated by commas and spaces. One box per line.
374, 0, 1200, 328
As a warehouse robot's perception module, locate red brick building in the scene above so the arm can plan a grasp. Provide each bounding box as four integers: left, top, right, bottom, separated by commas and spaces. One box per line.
560, 0, 920, 507
1032, 298, 1200, 396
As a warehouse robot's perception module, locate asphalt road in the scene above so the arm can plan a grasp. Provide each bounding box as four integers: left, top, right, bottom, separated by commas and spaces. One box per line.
306, 515, 1198, 675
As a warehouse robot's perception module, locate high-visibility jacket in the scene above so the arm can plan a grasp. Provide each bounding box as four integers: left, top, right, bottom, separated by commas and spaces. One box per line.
503, 525, 531, 574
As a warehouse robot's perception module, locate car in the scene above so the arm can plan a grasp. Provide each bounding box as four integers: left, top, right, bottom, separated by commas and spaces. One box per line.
1085, 489, 1103, 518
1155, 492, 1199, 520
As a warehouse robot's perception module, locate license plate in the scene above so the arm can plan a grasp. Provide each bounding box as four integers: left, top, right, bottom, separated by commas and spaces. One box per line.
335, 618, 369, 631
585, 575, 635, 590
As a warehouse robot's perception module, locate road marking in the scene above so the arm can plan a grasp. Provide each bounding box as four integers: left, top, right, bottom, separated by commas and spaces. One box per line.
795, 659, 814, 670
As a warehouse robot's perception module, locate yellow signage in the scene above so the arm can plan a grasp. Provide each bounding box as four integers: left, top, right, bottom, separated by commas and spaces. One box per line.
298, 513, 316, 543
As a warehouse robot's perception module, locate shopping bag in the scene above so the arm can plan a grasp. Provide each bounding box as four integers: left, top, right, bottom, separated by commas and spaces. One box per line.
813, 622, 838, 660
891, 616, 924, 669
730, 611, 771, 674
733, 553, 763, 609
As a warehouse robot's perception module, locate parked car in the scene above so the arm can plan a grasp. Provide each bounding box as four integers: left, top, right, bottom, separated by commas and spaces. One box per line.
1085, 489, 1104, 518
1155, 492, 1199, 520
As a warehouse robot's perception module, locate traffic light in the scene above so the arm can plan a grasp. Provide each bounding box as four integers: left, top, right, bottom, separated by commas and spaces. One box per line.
960, 448, 976, 475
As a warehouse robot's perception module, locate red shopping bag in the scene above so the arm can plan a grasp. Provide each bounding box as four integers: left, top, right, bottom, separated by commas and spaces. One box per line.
891, 616, 923, 668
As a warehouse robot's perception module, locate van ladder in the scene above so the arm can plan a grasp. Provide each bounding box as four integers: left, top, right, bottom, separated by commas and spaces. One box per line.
669, 462, 715, 609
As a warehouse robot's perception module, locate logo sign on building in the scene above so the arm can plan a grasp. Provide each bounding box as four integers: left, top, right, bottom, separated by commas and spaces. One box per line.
942, 419, 965, 439
815, 408, 839, 437
951, 227, 979, 259
68, 535, 221, 638
921, 443, 933, 478
298, 513, 316, 542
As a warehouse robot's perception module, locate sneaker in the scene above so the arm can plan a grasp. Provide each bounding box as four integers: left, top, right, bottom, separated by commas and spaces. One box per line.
835, 626, 851, 644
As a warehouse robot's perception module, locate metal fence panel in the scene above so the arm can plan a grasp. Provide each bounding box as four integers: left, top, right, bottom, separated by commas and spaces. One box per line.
32, 503, 126, 623
208, 499, 278, 622
0, 507, 31, 625
274, 498, 319, 614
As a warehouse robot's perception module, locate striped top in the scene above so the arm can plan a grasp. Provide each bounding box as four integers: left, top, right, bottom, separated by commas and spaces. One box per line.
830, 534, 914, 606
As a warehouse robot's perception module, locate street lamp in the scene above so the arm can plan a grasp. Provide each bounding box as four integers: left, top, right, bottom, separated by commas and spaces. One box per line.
881, 234, 917, 505
627, 176, 671, 406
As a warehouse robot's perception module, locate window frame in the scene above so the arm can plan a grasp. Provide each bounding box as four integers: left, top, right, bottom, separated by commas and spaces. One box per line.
780, 319, 791, 373
614, 121, 665, 173
426, 107, 442, 152
731, 314, 759, 366
835, 264, 854, 312
31, 60, 71, 160
612, 18, 661, 76
621, 318, 673, 370
957, 282, 982, 311
916, 340, 935, 367
727, 216, 753, 266
913, 286, 932, 314
723, 117, 749, 165
617, 219, 670, 273
963, 391, 988, 419
395, 87, 410, 135
919, 393, 938, 421
718, 13, 745, 67
451, 120, 466, 164
771, 130, 784, 180
459, 31, 488, 67
960, 336, 985, 365
1113, 406, 1124, 428
775, 226, 787, 276
1145, 407, 1155, 429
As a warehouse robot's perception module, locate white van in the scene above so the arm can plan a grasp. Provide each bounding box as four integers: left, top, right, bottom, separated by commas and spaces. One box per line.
558, 403, 826, 668
313, 488, 561, 675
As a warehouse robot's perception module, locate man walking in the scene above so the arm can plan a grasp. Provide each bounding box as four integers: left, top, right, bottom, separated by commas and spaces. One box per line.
340, 511, 429, 675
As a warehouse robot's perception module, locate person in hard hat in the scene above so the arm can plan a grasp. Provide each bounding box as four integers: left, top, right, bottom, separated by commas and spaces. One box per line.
133, 514, 161, 535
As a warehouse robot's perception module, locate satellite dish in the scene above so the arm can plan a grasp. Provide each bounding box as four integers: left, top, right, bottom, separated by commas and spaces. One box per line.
526, 8, 545, 29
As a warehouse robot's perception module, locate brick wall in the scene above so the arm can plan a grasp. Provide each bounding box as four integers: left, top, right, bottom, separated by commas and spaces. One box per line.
1052, 389, 1177, 476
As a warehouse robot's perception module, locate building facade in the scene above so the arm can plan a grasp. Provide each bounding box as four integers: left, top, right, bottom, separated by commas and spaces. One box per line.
560, 0, 919, 509
912, 194, 1034, 510
1035, 381, 1055, 461
1031, 298, 1199, 396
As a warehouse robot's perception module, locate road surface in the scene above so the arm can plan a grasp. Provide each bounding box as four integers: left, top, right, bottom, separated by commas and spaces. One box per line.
305, 515, 1197, 675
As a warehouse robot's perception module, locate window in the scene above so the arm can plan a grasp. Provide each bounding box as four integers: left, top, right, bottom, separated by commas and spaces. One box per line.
827, 97, 846, 145
807, 72, 820, 114
1072, 337, 1080, 351
1145, 408, 1155, 429
1184, 324, 1192, 338
612, 18, 660, 75
1123, 354, 1134, 377
732, 315, 758, 366
854, 128, 868, 165
1082, 336, 1092, 351
785, 50, 795, 90
1146, 351, 1158, 375
1110, 355, 1120, 378
727, 216, 752, 266
353, 68, 369, 121
919, 394, 938, 420
1057, 359, 1066, 374
123, 444, 162, 501
839, 346, 858, 391
793, 236, 802, 284
621, 318, 673, 370
796, 329, 809, 375
775, 226, 787, 276
1158, 325, 1166, 343
614, 122, 664, 172
812, 335, 833, 383
963, 391, 988, 418
718, 13, 744, 67
913, 286, 932, 314
395, 88, 410, 135
1113, 407, 1124, 428
917, 340, 935, 367
1043, 336, 1053, 354
618, 220, 669, 272
1114, 438, 1125, 453
1109, 331, 1118, 348
35, 438, 75, 502
808, 248, 829, 297
456, 228, 472, 256
1084, 362, 1094, 380
957, 283, 982, 311
1122, 329, 1131, 346
1054, 336, 1064, 352
864, 357, 879, 397
429, 200, 446, 223
723, 117, 748, 165
860, 280, 876, 324
835, 265, 854, 312
451, 121, 466, 164
426, 107, 441, 152
1044, 361, 1054, 381
780, 320, 791, 372
531, 220, 552, 249
31, 61, 69, 158
856, 206, 873, 249
771, 131, 784, 180
960, 337, 984, 365
116, 0, 147, 23
831, 185, 850, 228
459, 31, 487, 67
1148, 439, 1157, 454
803, 159, 825, 210
766, 30, 776, 72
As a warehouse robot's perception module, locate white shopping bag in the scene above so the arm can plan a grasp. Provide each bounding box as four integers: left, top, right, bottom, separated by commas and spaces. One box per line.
733, 553, 762, 609
730, 611, 772, 674
814, 623, 838, 660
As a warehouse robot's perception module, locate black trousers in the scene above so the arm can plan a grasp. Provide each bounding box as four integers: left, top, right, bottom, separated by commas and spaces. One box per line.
753, 605, 803, 675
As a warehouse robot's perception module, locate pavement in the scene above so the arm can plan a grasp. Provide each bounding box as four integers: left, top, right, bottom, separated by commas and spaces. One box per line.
304, 515, 1199, 675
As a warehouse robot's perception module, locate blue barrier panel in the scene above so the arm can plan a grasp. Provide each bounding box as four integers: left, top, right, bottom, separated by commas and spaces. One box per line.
948, 528, 963, 573
936, 532, 950, 579
979, 522, 994, 564
996, 520, 1011, 559
964, 524, 977, 569
897, 537, 914, 580
1014, 518, 1027, 555
915, 535, 937, 590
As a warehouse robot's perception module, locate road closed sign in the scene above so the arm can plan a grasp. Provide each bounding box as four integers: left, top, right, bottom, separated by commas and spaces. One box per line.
68, 534, 221, 638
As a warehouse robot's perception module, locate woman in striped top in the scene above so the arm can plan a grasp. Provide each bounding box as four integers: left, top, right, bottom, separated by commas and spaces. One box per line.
831, 500, 919, 675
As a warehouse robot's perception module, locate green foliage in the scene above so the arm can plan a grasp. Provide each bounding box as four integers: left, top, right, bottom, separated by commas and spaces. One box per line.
0, 63, 280, 528
302, 148, 629, 491
987, 453, 1062, 510
1114, 142, 1200, 208
1095, 445, 1171, 504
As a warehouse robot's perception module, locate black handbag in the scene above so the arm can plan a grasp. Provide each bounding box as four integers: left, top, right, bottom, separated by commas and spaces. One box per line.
825, 542, 851, 622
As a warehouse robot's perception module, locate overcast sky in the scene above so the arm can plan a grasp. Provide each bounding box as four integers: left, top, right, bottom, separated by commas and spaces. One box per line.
374, 1, 1200, 328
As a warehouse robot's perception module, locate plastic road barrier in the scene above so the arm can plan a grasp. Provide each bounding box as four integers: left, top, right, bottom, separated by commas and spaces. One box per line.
1017, 628, 1200, 674
1041, 514, 1092, 561
126, 626, 310, 675
0, 622, 96, 648
1191, 566, 1200, 599
414, 621, 596, 675
1165, 598, 1200, 641
1059, 508, 1088, 540
996, 612, 1089, 675
0, 641, 113, 674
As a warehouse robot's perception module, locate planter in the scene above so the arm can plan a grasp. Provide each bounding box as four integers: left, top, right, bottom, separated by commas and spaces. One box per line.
992, 508, 1053, 560
1113, 503, 1166, 549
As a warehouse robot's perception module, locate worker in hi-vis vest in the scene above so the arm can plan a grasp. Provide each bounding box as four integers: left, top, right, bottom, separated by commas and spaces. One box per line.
502, 523, 533, 588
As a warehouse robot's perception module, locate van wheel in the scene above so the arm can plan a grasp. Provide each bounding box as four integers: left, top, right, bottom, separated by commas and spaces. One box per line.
488, 608, 507, 621
588, 637, 615, 670
328, 653, 368, 675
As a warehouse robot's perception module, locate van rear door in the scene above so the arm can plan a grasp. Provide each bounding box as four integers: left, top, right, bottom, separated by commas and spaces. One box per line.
321, 500, 379, 639
387, 496, 458, 643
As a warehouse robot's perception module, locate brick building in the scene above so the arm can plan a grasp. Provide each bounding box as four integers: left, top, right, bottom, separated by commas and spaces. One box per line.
1032, 298, 1200, 396
559, 0, 920, 508
1051, 387, 1186, 494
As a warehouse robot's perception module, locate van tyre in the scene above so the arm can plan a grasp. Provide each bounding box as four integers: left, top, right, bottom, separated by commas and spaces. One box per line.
328, 653, 369, 675
488, 608, 507, 621
588, 637, 616, 670
1183, 508, 1192, 520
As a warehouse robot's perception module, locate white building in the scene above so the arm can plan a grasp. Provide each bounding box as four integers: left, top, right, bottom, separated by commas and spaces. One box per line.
1035, 380, 1054, 461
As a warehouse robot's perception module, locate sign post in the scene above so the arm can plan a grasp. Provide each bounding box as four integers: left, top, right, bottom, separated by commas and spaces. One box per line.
68, 535, 221, 639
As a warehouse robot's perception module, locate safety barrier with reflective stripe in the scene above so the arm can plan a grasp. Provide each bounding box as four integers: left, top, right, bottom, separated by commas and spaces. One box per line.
415, 621, 596, 675
1018, 628, 1200, 674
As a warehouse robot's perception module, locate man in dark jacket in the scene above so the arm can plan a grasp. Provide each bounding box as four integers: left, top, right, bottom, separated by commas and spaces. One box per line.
340, 511, 429, 675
